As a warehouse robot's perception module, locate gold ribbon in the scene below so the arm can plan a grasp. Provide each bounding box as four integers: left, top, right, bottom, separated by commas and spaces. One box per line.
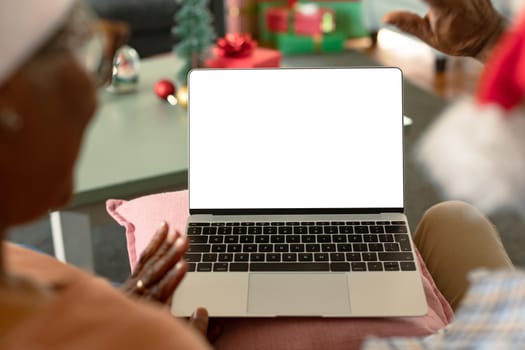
287, 7, 295, 34
321, 11, 335, 33
313, 34, 322, 53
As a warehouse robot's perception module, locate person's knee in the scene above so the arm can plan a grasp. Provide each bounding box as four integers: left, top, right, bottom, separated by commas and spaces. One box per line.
423, 201, 477, 220
420, 200, 491, 234
415, 201, 487, 253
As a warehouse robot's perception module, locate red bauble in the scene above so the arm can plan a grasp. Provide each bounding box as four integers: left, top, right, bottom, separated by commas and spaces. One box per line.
154, 79, 176, 100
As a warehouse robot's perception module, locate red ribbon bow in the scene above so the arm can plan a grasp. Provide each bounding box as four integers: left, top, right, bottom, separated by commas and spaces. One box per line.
216, 33, 257, 58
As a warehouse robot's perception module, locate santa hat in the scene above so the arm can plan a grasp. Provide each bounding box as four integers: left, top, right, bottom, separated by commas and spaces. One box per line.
478, 11, 525, 109
0, 0, 76, 85
416, 9, 525, 214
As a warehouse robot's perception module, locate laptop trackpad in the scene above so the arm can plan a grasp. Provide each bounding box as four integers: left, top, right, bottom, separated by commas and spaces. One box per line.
247, 273, 351, 316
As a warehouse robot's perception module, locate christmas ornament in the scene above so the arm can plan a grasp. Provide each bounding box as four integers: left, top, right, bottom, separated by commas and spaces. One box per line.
176, 85, 189, 108
216, 33, 256, 58
108, 45, 140, 93
154, 79, 178, 106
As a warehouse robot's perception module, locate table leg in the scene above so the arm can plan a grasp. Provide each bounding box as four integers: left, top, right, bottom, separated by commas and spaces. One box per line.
50, 211, 95, 273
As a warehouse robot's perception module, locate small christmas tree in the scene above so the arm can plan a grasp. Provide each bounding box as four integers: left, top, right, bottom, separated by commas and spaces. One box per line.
172, 0, 216, 85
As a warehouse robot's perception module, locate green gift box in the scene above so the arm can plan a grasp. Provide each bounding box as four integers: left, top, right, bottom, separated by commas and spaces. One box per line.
319, 2, 368, 38
259, 1, 367, 45
276, 32, 345, 55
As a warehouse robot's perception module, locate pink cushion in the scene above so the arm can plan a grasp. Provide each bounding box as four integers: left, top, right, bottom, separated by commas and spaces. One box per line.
107, 190, 454, 349
106, 191, 190, 270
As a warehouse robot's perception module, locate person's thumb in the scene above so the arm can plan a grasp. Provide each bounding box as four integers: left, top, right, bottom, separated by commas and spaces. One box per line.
382, 11, 434, 45
189, 307, 209, 338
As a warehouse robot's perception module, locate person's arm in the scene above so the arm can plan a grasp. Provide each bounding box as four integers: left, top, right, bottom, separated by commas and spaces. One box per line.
5, 222, 209, 335
382, 0, 506, 63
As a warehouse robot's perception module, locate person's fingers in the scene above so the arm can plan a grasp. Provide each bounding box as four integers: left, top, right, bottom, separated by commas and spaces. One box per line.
382, 10, 409, 24
139, 235, 188, 287
189, 307, 209, 338
140, 260, 186, 303
137, 228, 181, 278
383, 11, 434, 45
422, 0, 455, 8
133, 221, 170, 275
157, 260, 188, 304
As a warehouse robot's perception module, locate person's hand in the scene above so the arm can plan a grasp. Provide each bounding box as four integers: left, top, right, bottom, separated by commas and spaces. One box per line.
121, 224, 218, 341
188, 307, 223, 343
382, 0, 506, 62
189, 307, 210, 336
121, 221, 188, 304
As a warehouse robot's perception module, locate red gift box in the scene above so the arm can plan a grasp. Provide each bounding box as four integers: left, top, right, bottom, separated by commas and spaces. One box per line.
205, 47, 281, 68
205, 34, 281, 68
266, 5, 335, 36
295, 7, 326, 36
266, 8, 289, 33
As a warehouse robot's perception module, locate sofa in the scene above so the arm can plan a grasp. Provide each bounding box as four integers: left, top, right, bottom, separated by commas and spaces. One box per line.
361, 0, 513, 72
88, 0, 226, 58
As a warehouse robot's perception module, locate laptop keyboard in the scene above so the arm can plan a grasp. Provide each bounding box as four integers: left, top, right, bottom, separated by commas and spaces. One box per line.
184, 221, 416, 272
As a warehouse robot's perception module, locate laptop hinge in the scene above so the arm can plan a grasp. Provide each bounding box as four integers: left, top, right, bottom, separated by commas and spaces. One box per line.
190, 208, 404, 216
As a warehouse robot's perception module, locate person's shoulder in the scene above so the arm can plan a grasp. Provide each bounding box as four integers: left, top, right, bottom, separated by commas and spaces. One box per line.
0, 270, 211, 350
3, 242, 87, 285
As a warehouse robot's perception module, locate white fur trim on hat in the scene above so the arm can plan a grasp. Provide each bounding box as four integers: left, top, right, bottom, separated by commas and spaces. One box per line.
511, 0, 525, 15
0, 0, 76, 85
415, 98, 525, 214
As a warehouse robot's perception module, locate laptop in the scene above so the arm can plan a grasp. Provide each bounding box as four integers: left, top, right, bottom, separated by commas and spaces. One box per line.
171, 67, 428, 318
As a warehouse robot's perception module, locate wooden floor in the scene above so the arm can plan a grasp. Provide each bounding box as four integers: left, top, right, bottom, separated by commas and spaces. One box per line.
348, 29, 485, 100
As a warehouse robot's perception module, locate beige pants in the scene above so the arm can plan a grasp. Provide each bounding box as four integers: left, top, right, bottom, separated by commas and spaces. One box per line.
414, 201, 514, 311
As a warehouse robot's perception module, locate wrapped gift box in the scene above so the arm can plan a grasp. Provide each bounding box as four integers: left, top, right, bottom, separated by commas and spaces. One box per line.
266, 5, 335, 36
276, 32, 345, 55
259, 1, 367, 45
204, 47, 281, 68
226, 0, 259, 36
295, 6, 335, 35
265, 7, 289, 33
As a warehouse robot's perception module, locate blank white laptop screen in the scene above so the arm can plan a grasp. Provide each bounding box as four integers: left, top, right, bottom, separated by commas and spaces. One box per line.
188, 68, 403, 210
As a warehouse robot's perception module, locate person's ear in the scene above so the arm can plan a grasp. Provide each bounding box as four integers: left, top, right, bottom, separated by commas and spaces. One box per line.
0, 98, 23, 139
0, 79, 23, 139
0, 108, 22, 134
0, 105, 20, 163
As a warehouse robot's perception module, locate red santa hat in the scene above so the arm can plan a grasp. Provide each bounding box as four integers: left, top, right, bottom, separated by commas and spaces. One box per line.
416, 8, 525, 214
478, 11, 525, 110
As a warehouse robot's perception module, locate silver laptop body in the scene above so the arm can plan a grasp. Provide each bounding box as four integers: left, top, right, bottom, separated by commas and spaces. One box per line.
172, 67, 427, 317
